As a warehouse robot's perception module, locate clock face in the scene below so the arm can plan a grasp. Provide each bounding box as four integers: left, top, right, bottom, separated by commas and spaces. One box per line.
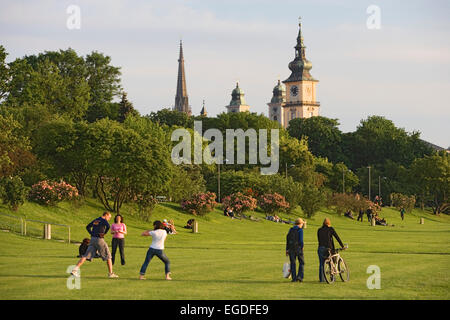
290, 85, 298, 97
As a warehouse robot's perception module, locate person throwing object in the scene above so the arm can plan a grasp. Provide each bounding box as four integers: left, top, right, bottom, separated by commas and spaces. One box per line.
71, 211, 119, 278
139, 220, 172, 280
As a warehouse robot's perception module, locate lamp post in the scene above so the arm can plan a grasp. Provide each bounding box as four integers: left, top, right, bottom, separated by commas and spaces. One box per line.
367, 166, 371, 201
285, 163, 295, 178
379, 176, 387, 198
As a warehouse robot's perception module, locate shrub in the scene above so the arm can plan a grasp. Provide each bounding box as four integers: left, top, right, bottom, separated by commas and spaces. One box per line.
391, 193, 416, 213
181, 192, 217, 216
258, 193, 290, 215
134, 192, 158, 221
0, 176, 28, 211
28, 180, 79, 206
222, 192, 257, 215
299, 185, 325, 218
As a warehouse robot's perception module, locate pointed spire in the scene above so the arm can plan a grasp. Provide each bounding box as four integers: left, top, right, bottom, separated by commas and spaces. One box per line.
200, 99, 207, 117
175, 40, 191, 115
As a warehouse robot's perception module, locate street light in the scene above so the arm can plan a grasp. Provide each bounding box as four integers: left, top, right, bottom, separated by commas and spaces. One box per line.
285, 163, 295, 178
378, 176, 387, 198
367, 166, 371, 201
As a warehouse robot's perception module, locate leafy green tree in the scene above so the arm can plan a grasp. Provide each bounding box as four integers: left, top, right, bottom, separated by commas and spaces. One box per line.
147, 108, 193, 128
409, 153, 449, 214
299, 184, 326, 218
288, 116, 346, 164
343, 116, 433, 169
0, 176, 28, 211
167, 165, 206, 202
88, 119, 172, 214
0, 45, 9, 101
33, 118, 92, 196
0, 114, 33, 178
117, 92, 139, 122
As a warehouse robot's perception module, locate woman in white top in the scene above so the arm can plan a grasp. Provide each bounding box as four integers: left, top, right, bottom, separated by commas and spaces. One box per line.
139, 220, 171, 280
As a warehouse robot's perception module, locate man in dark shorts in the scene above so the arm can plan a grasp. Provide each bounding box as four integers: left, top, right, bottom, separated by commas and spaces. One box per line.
71, 212, 119, 278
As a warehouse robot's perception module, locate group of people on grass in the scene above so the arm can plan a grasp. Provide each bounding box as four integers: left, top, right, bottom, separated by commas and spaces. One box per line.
71, 211, 173, 280
286, 217, 346, 283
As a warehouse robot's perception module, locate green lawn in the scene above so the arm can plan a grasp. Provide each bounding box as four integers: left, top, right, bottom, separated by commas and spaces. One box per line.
0, 199, 449, 300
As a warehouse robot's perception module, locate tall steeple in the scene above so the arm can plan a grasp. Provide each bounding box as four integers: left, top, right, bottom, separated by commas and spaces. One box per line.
283, 18, 315, 83
174, 40, 191, 115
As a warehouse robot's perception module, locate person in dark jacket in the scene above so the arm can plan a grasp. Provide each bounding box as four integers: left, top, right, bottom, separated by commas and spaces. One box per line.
317, 218, 345, 282
71, 212, 119, 278
286, 218, 305, 282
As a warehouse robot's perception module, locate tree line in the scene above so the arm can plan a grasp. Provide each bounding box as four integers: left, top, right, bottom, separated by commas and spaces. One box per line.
0, 45, 448, 216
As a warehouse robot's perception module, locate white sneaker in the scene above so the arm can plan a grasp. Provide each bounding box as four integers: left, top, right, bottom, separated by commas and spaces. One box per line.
108, 273, 119, 278
71, 269, 80, 277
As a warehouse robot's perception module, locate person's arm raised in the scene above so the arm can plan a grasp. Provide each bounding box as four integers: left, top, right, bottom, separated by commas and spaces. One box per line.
141, 230, 151, 236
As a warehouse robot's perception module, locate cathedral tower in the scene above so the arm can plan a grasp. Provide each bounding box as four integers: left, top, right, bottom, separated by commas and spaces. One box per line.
174, 41, 191, 115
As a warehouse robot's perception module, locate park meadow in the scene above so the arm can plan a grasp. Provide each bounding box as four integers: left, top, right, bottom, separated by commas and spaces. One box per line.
0, 198, 449, 300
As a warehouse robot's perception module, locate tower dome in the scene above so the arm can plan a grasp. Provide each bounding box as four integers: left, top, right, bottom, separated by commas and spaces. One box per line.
230, 82, 247, 106
271, 80, 286, 103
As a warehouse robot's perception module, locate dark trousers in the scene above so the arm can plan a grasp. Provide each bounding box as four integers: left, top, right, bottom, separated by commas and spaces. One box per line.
357, 212, 364, 221
318, 246, 329, 282
111, 238, 125, 265
288, 248, 304, 281
140, 247, 171, 275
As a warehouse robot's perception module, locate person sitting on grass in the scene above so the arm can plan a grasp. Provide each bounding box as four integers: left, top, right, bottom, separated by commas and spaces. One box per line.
344, 210, 355, 219
167, 219, 177, 234
184, 219, 195, 229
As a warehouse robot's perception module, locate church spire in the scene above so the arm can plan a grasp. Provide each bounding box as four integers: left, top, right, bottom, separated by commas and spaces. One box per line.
283, 19, 315, 83
175, 40, 191, 115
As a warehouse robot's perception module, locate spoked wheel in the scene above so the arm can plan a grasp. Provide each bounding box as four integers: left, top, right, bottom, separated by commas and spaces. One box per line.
323, 259, 335, 284
338, 258, 350, 282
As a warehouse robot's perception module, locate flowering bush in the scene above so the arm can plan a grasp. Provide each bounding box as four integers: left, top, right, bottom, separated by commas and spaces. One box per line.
181, 192, 217, 216
258, 193, 290, 215
222, 192, 257, 215
28, 180, 79, 205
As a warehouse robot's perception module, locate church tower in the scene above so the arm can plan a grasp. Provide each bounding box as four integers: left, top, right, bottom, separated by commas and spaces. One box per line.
269, 20, 320, 128
174, 41, 191, 115
225, 82, 251, 113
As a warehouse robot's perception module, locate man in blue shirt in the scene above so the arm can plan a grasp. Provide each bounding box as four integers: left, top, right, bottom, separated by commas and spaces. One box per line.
71, 212, 119, 278
286, 218, 305, 282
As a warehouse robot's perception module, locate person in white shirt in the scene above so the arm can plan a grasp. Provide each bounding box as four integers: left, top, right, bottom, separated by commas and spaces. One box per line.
139, 220, 172, 280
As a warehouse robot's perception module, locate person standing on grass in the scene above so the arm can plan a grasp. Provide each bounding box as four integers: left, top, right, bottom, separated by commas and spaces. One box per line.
139, 220, 172, 280
317, 218, 345, 283
71, 211, 119, 278
111, 214, 127, 265
286, 218, 305, 283
400, 208, 405, 221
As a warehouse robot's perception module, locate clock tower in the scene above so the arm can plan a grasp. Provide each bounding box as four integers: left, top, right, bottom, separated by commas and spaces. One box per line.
268, 19, 320, 128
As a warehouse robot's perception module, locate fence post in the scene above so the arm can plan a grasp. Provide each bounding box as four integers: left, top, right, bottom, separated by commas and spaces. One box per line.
23, 220, 27, 236
20, 218, 24, 236
420, 218, 424, 225
68, 226, 71, 243
192, 220, 198, 233
371, 217, 376, 227
44, 224, 51, 240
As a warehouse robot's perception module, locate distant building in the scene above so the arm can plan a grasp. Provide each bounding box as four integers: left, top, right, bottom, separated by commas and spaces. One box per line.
225, 82, 251, 113
174, 40, 191, 115
268, 19, 320, 128
200, 100, 207, 117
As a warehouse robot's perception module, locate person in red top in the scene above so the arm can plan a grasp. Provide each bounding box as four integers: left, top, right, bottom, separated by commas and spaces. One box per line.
111, 214, 127, 265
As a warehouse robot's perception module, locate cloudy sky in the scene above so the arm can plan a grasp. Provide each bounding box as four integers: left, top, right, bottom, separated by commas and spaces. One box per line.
1, 0, 449, 147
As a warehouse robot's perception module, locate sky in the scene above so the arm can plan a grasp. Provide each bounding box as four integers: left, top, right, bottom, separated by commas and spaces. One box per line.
1, 0, 449, 147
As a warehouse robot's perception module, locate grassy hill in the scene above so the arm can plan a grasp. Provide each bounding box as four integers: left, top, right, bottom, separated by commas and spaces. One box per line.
0, 199, 449, 300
